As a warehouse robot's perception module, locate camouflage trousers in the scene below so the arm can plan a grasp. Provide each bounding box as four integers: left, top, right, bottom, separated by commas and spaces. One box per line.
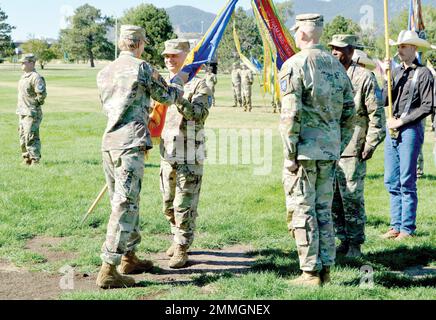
242, 85, 252, 111
283, 160, 336, 272
232, 83, 242, 107
272, 100, 281, 113
332, 157, 367, 245
18, 113, 42, 161
209, 86, 216, 107
100, 147, 145, 265
417, 118, 426, 175
160, 160, 203, 247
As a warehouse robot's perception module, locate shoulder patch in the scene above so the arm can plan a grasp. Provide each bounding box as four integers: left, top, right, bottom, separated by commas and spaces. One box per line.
280, 79, 288, 93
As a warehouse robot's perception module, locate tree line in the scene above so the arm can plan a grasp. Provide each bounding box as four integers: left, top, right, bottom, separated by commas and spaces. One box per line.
0, 2, 434, 69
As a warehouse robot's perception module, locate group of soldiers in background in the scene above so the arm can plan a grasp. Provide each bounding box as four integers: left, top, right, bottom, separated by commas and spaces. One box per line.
15, 11, 434, 290
280, 13, 434, 287
231, 62, 254, 112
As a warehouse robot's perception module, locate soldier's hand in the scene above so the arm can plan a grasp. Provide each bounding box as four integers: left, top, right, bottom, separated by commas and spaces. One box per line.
382, 59, 391, 80
284, 159, 298, 172
176, 71, 189, 84
361, 144, 375, 161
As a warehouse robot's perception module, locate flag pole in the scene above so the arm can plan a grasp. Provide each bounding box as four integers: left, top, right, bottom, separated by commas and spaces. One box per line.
384, 0, 395, 138
81, 184, 108, 225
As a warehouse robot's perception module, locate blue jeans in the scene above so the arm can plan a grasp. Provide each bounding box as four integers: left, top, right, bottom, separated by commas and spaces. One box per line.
384, 122, 424, 235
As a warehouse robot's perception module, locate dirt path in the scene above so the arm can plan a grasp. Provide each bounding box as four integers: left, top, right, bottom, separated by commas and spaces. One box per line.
0, 236, 256, 300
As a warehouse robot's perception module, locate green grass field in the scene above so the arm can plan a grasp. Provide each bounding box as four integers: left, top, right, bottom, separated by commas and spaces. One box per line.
0, 63, 435, 300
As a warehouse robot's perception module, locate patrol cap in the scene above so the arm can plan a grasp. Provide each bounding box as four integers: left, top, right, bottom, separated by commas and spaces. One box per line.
329, 34, 359, 48
291, 13, 324, 32
119, 25, 148, 43
19, 53, 37, 63
162, 39, 190, 55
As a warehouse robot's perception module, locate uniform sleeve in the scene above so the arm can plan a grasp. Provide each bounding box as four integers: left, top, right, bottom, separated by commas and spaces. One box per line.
364, 73, 386, 149
341, 76, 356, 154
279, 61, 303, 161
33, 75, 47, 105
178, 79, 211, 122
401, 68, 434, 125
139, 63, 182, 106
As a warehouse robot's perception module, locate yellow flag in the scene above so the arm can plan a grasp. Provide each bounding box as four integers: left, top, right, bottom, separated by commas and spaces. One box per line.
233, 20, 260, 74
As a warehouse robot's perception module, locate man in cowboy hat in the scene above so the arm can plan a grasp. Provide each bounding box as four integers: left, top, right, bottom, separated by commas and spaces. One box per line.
382, 30, 434, 241
17, 53, 47, 166
329, 35, 386, 258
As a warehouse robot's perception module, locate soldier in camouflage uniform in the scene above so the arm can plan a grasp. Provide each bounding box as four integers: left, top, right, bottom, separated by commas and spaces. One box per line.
329, 35, 386, 258
205, 66, 217, 107
16, 53, 47, 166
416, 119, 426, 178
160, 39, 212, 269
231, 62, 242, 108
241, 64, 254, 112
280, 14, 355, 286
95, 25, 184, 289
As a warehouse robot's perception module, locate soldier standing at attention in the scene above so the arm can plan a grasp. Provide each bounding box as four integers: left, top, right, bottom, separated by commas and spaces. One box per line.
329, 35, 386, 258
17, 53, 47, 166
241, 64, 254, 112
160, 39, 212, 269
279, 14, 355, 286
95, 25, 184, 289
231, 62, 242, 108
205, 66, 217, 107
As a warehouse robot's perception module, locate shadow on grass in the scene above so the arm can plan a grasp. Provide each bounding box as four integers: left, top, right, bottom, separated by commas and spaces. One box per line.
340, 245, 436, 288
363, 245, 436, 271
247, 248, 301, 277
343, 272, 436, 288
366, 216, 389, 228
366, 173, 384, 180
418, 174, 436, 181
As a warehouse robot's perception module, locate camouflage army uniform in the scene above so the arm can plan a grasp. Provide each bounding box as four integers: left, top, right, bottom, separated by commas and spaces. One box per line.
332, 62, 386, 247
416, 118, 426, 177
241, 66, 254, 112
205, 70, 217, 107
231, 63, 242, 108
160, 76, 211, 248
280, 44, 355, 272
97, 50, 183, 266
16, 55, 47, 164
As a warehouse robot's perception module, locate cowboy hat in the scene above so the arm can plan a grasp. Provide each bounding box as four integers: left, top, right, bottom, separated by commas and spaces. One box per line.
390, 30, 432, 49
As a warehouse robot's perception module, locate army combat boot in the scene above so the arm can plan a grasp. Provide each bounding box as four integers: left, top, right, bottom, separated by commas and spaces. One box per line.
96, 262, 135, 289
289, 271, 321, 287
336, 241, 349, 255
166, 242, 177, 257
345, 244, 362, 258
169, 244, 188, 269
320, 266, 331, 284
118, 252, 153, 274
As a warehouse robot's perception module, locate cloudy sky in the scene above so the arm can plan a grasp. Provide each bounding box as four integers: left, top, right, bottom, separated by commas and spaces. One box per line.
2, 0, 256, 40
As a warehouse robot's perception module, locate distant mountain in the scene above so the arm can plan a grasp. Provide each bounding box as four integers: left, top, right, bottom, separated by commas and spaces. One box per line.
166, 1, 434, 35
291, 0, 434, 32
166, 5, 216, 34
